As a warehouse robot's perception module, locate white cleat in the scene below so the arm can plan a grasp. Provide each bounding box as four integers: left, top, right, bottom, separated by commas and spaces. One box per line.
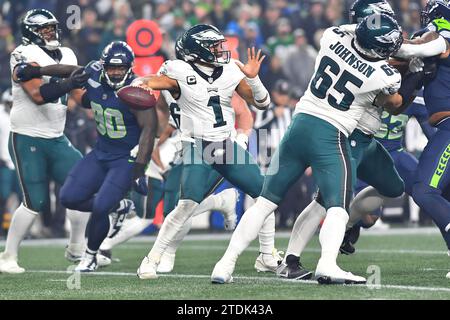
74, 254, 98, 272
0, 252, 25, 274
137, 255, 159, 279
315, 259, 366, 285
446, 272, 450, 279
220, 189, 238, 231
254, 249, 283, 273
65, 243, 85, 263
96, 252, 112, 268
157, 252, 175, 273
211, 259, 235, 284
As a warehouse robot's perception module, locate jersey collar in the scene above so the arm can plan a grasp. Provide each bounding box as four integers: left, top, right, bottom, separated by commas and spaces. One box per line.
189, 62, 223, 84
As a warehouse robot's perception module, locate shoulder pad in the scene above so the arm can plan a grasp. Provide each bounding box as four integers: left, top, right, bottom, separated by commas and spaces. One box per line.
432, 18, 450, 31
158, 60, 189, 81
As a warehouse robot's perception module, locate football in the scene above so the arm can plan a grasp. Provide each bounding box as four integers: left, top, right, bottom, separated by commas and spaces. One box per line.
117, 85, 157, 110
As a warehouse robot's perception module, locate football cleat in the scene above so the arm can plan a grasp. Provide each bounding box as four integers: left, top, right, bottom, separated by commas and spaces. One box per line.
157, 252, 176, 273
276, 255, 313, 280
220, 189, 238, 231
109, 199, 135, 238
211, 259, 235, 284
340, 225, 360, 255
0, 252, 25, 274
65, 243, 85, 262
96, 251, 112, 267
137, 255, 159, 279
254, 249, 283, 273
315, 259, 366, 285
74, 254, 98, 272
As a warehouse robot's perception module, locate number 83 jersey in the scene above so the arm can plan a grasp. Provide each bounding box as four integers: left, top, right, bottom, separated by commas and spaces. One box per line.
84, 60, 141, 160
296, 26, 401, 137
159, 59, 245, 142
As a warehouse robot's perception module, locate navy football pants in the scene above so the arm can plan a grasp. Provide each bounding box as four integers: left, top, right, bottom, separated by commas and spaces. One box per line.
60, 150, 133, 251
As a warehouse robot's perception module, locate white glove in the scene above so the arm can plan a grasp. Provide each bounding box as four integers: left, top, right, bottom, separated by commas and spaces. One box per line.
235, 133, 249, 150
130, 145, 139, 158
409, 57, 424, 73
381, 80, 401, 95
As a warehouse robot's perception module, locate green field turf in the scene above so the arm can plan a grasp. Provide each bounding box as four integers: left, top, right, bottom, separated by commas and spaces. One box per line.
1, 229, 450, 300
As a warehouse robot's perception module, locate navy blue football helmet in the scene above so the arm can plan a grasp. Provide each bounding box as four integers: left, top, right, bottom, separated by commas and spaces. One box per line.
421, 0, 450, 26
355, 13, 403, 60
100, 41, 135, 90
175, 24, 230, 66
21, 9, 61, 50
349, 0, 395, 24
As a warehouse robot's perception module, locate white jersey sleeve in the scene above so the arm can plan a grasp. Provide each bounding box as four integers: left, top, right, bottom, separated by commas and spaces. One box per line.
295, 26, 401, 136
10, 45, 78, 138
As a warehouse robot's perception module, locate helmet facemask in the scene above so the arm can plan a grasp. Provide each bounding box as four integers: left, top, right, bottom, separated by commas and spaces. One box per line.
102, 62, 133, 90
203, 40, 231, 66
34, 23, 60, 50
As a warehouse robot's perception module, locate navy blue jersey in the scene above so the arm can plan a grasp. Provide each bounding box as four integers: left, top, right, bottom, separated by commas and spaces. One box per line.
423, 19, 450, 116
375, 91, 429, 152
83, 60, 141, 160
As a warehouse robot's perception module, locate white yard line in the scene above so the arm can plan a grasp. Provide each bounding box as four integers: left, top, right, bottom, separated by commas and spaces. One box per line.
28, 270, 450, 293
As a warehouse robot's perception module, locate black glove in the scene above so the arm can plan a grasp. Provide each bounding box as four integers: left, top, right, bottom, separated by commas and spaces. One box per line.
132, 162, 148, 195
15, 63, 42, 82
68, 68, 89, 89
422, 58, 438, 87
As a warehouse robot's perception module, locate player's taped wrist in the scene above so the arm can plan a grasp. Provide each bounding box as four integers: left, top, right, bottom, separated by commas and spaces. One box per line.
39, 79, 74, 103
246, 75, 270, 109
235, 133, 249, 150
133, 162, 147, 180
395, 37, 447, 59
398, 70, 425, 103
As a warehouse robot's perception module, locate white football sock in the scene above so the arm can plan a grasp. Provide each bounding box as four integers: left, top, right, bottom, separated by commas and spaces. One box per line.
319, 207, 349, 265
221, 197, 277, 264
147, 199, 198, 262
347, 186, 387, 229
100, 216, 153, 251
166, 217, 193, 255
409, 196, 420, 223
193, 188, 236, 216
258, 212, 275, 254
66, 209, 90, 247
4, 203, 38, 257
286, 200, 326, 258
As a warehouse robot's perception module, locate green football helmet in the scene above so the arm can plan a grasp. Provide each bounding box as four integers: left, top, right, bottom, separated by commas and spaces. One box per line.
175, 24, 230, 66
349, 0, 395, 24
355, 13, 403, 60
21, 9, 61, 50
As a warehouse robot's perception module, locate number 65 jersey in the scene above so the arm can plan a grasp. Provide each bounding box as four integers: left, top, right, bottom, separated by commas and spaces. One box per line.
159, 59, 245, 142
296, 26, 401, 137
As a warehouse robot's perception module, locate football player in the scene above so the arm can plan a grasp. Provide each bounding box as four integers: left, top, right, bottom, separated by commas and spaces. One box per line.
56, 41, 158, 272
134, 24, 279, 280
408, 0, 450, 278
211, 14, 424, 284
98, 90, 243, 273
0, 9, 90, 274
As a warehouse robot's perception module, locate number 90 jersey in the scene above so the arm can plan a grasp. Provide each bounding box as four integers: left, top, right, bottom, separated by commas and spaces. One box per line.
295, 26, 401, 137
84, 60, 141, 160
159, 59, 245, 142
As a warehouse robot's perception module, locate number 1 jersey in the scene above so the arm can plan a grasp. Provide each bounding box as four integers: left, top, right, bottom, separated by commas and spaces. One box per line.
159, 59, 245, 142
295, 26, 401, 137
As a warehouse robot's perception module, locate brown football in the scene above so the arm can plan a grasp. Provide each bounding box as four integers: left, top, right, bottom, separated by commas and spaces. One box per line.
117, 85, 157, 110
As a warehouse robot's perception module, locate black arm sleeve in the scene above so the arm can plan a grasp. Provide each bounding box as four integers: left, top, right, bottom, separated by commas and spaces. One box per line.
81, 92, 91, 109
39, 79, 74, 103
398, 71, 424, 104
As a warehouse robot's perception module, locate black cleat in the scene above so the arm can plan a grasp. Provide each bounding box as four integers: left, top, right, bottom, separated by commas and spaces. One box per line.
340, 225, 360, 255
276, 255, 313, 280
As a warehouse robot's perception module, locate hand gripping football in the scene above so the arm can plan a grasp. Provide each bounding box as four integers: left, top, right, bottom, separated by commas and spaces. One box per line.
117, 85, 157, 110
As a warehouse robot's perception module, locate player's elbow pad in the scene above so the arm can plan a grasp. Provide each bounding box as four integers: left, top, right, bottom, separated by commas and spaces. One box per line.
396, 37, 447, 59
246, 76, 270, 109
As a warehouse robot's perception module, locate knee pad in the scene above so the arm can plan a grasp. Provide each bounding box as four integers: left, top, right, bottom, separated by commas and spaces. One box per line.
412, 182, 440, 205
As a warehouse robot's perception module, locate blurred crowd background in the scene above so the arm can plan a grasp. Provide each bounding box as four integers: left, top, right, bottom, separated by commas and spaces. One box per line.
0, 0, 433, 238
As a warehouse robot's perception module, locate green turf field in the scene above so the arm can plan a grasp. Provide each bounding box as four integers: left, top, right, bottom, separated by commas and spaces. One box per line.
1, 229, 450, 300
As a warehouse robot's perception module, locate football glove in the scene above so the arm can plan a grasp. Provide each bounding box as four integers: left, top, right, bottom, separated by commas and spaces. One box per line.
133, 176, 149, 195
15, 63, 41, 82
